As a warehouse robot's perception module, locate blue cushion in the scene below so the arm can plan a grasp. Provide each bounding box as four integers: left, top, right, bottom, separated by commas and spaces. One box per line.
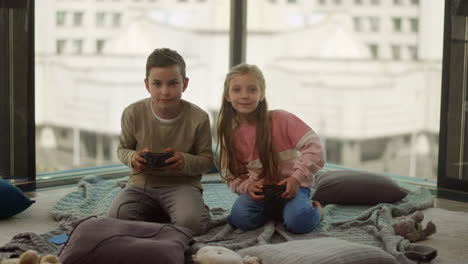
0, 178, 35, 218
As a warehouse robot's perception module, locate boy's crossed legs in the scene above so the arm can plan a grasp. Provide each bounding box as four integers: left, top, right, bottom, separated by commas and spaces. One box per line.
107, 184, 210, 235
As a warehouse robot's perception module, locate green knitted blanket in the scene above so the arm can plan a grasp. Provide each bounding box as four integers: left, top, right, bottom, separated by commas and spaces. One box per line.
0, 174, 434, 264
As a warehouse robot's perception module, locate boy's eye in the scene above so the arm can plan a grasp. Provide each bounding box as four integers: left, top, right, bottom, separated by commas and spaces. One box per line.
153, 81, 161, 86
168, 80, 179, 86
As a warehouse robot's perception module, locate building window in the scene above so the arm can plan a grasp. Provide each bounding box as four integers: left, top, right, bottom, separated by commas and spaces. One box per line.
370, 0, 380, 5
391, 45, 401, 60
392, 17, 402, 32
354, 0, 362, 4
56, 11, 66, 26
112, 13, 121, 27
411, 0, 419, 5
73, 12, 83, 27
96, 12, 106, 27
287, 0, 297, 3
369, 17, 379, 32
408, 45, 418, 60
393, 0, 402, 5
56, 39, 66, 54
318, 0, 326, 5
353, 17, 362, 32
333, 0, 342, 5
96, 39, 105, 54
410, 18, 419, 33
72, 39, 83, 54
368, 43, 379, 59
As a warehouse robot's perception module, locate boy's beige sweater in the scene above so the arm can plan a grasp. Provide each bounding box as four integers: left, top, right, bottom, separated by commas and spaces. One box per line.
117, 98, 213, 190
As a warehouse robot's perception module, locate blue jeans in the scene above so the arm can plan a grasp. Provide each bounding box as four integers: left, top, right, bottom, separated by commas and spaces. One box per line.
227, 187, 321, 234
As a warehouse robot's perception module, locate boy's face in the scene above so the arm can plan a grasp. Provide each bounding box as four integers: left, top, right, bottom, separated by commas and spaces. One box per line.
145, 65, 188, 114
226, 72, 263, 121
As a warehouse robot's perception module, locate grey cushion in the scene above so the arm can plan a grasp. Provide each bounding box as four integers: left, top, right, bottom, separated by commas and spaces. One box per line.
238, 238, 398, 264
312, 170, 407, 205
59, 216, 193, 264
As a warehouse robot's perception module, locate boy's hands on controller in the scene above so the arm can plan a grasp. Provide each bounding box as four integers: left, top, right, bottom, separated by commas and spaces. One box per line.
163, 148, 184, 170
131, 147, 152, 172
247, 183, 264, 201
277, 176, 300, 200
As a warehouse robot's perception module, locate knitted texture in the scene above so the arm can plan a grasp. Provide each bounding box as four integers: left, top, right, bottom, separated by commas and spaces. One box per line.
0, 172, 434, 264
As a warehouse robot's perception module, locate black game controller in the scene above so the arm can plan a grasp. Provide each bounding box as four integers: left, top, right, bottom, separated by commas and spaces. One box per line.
142, 152, 174, 168
261, 185, 287, 202
259, 185, 287, 220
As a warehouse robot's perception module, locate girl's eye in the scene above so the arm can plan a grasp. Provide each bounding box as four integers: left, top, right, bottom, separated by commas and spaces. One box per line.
231, 87, 240, 92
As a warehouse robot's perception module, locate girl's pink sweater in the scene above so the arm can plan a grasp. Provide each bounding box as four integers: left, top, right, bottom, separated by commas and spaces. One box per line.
227, 110, 325, 194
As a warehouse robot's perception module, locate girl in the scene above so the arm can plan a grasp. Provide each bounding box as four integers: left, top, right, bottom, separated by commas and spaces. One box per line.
216, 63, 325, 234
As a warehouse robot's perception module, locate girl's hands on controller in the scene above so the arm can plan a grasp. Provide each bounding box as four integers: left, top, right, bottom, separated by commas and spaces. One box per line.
247, 183, 264, 201
278, 176, 300, 200
164, 148, 185, 170
131, 147, 152, 172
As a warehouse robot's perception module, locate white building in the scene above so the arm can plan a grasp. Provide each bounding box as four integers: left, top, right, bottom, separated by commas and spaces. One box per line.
35, 0, 444, 180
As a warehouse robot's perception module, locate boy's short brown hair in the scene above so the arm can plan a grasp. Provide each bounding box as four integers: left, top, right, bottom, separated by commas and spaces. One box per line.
145, 48, 186, 79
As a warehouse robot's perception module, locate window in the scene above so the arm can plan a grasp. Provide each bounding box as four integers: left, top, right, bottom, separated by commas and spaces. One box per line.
112, 13, 121, 27
408, 45, 418, 60
369, 17, 379, 32
287, 0, 298, 3
354, 0, 362, 4
370, 0, 380, 5
96, 39, 105, 54
96, 12, 106, 27
411, 0, 419, 5
392, 17, 402, 32
353, 17, 362, 32
393, 0, 402, 5
368, 43, 379, 59
333, 0, 342, 5
35, 0, 230, 175
56, 11, 66, 26
391, 45, 401, 60
73, 12, 83, 27
56, 39, 66, 54
410, 18, 419, 33
318, 0, 326, 5
72, 39, 83, 54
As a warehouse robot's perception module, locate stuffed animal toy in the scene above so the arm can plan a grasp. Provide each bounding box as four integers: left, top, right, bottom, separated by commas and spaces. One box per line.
0, 250, 61, 264
193, 246, 261, 264
393, 210, 436, 242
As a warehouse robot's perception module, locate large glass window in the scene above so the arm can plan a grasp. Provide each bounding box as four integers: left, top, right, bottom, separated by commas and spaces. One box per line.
246, 0, 444, 181
35, 1, 229, 174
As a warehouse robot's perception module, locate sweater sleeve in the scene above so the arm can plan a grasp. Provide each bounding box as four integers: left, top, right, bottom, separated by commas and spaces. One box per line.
290, 129, 325, 185
116, 107, 137, 169
279, 111, 324, 185
228, 176, 255, 194
180, 114, 214, 176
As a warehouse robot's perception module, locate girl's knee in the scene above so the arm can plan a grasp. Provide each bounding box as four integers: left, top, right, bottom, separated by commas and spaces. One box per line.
283, 207, 321, 234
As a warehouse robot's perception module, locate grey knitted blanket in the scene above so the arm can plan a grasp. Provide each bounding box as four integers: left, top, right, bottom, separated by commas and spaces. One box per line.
0, 175, 434, 264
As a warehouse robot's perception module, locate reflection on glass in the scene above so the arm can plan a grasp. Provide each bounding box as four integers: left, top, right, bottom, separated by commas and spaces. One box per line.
246, 0, 443, 181
35, 0, 229, 173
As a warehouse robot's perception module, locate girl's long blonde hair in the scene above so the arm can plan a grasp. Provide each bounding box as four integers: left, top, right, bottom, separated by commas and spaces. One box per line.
216, 63, 278, 184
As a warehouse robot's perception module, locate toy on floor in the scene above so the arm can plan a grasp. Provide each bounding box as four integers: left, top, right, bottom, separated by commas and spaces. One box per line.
0, 250, 61, 264
193, 246, 261, 264
393, 210, 436, 242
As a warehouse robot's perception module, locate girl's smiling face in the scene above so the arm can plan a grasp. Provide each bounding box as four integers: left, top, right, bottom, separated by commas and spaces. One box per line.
226, 72, 264, 122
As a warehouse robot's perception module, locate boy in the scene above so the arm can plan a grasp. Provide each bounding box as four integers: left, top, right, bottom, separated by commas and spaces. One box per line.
107, 48, 214, 235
